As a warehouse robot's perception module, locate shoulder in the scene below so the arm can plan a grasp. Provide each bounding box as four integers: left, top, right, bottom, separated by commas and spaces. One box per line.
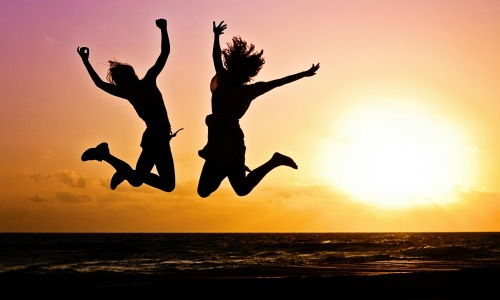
211, 71, 231, 93
210, 75, 218, 93
142, 72, 156, 83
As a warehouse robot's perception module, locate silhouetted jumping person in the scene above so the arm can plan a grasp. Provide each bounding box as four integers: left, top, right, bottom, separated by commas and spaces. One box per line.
77, 18, 181, 192
197, 21, 320, 198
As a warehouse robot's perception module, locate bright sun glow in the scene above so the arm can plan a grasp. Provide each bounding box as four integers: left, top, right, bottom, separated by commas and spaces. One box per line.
321, 101, 474, 209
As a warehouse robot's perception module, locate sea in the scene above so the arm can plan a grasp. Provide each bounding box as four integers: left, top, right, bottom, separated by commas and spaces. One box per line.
1, 232, 499, 278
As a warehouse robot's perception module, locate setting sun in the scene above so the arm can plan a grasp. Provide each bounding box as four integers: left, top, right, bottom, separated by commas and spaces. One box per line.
324, 100, 474, 209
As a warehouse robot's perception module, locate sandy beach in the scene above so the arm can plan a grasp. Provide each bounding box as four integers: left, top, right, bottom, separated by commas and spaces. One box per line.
1, 267, 498, 298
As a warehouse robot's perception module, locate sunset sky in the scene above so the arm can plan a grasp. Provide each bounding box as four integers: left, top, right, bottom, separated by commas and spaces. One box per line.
1, 0, 500, 232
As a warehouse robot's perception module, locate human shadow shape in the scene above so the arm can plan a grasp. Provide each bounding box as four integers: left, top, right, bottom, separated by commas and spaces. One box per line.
197, 21, 320, 198
77, 18, 182, 192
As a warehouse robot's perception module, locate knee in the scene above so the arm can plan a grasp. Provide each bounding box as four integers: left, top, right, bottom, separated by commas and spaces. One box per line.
235, 190, 249, 197
198, 191, 210, 198
161, 182, 175, 193
233, 187, 250, 197
197, 187, 211, 198
127, 174, 144, 187
128, 178, 144, 188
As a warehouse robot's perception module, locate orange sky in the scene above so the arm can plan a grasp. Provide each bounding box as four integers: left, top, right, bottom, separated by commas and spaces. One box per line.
1, 0, 500, 232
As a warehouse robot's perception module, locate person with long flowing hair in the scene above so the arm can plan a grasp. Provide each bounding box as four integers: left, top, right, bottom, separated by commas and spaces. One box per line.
77, 18, 181, 192
197, 21, 320, 198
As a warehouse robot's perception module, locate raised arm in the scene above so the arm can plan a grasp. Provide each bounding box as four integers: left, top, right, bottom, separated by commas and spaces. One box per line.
77, 47, 115, 90
77, 46, 128, 98
252, 63, 320, 96
212, 21, 227, 74
145, 18, 170, 79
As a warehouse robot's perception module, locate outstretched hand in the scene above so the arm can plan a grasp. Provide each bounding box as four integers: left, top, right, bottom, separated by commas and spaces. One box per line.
156, 18, 167, 29
77, 46, 89, 60
303, 63, 320, 77
213, 21, 227, 35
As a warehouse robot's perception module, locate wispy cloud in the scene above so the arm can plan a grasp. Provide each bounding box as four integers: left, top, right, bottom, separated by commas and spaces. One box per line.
50, 170, 90, 188
29, 194, 45, 203
24, 168, 43, 181
55, 192, 91, 203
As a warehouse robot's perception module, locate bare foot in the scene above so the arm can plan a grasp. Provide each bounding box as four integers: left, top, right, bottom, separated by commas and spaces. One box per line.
272, 152, 298, 169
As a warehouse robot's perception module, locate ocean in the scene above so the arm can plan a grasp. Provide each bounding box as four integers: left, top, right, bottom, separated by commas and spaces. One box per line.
1, 232, 499, 278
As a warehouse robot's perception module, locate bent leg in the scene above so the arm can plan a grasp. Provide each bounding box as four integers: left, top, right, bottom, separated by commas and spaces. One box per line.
228, 152, 297, 197
82, 142, 176, 192
136, 145, 176, 192
82, 143, 136, 189
197, 161, 227, 198
102, 153, 136, 190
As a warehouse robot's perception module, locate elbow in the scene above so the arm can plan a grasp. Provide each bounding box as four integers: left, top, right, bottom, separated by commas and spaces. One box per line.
162, 45, 170, 56
159, 52, 169, 60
